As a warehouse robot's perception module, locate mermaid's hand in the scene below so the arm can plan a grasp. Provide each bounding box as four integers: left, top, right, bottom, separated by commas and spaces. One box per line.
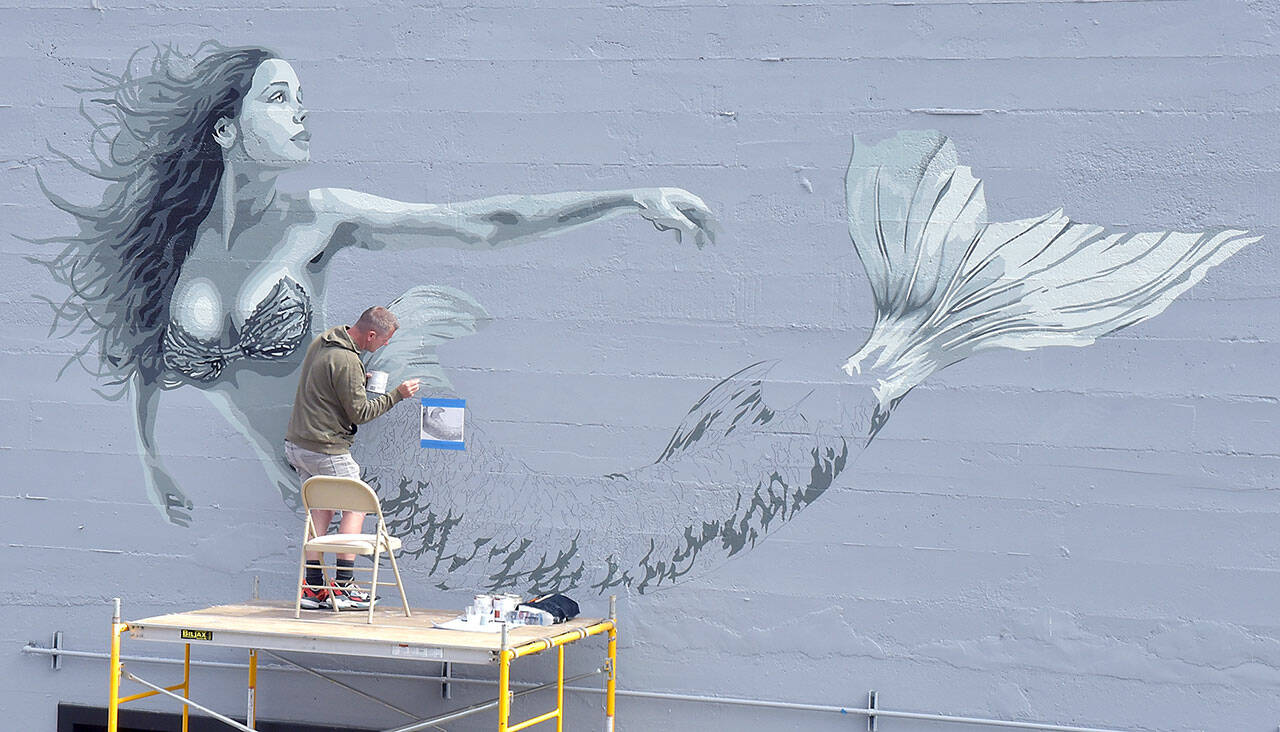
634, 188, 716, 248
142, 461, 193, 527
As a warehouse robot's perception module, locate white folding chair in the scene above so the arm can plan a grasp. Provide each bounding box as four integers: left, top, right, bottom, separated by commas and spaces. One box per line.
293, 475, 412, 623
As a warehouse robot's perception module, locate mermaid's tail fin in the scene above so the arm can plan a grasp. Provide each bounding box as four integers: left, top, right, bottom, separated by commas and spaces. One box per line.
365, 285, 491, 390
842, 130, 1259, 410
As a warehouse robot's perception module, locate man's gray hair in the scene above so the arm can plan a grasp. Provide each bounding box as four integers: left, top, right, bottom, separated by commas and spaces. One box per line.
354, 306, 399, 335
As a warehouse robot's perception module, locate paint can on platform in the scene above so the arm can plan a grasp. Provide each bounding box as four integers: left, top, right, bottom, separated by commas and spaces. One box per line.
472, 594, 493, 620
496, 594, 521, 621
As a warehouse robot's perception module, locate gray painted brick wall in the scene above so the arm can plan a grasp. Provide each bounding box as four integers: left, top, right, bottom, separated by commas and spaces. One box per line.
2, 1, 1276, 730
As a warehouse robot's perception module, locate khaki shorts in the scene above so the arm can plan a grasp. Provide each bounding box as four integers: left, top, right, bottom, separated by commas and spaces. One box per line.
284, 441, 361, 483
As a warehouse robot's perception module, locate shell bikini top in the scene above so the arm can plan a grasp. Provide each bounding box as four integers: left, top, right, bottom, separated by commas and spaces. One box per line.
162, 277, 312, 382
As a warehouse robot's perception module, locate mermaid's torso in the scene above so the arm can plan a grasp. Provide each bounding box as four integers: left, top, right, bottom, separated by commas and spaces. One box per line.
162, 276, 312, 382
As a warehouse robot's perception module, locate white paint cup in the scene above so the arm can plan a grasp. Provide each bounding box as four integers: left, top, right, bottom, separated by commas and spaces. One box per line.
366, 370, 389, 394
496, 594, 521, 620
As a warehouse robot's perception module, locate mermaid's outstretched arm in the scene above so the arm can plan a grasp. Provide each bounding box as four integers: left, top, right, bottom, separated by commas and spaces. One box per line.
129, 373, 193, 526
307, 187, 714, 251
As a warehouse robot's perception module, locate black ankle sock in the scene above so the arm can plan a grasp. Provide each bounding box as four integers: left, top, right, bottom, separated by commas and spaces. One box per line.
336, 558, 355, 585
305, 561, 324, 588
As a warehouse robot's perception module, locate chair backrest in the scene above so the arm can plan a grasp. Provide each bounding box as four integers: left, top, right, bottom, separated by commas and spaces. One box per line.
301, 476, 383, 515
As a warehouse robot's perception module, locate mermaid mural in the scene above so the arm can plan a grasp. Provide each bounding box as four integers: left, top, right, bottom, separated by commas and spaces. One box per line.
38, 43, 1257, 594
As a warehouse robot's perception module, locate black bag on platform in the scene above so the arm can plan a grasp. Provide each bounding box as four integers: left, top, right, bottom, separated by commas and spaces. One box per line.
526, 594, 579, 623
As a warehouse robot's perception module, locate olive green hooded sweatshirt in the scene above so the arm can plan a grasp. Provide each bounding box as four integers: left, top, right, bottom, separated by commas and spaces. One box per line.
285, 325, 404, 454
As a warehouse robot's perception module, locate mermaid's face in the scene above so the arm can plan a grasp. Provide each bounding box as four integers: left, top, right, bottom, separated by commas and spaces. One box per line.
225, 59, 310, 168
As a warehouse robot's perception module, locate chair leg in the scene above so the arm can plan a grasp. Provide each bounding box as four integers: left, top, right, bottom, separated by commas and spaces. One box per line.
386, 538, 412, 618
328, 553, 341, 615
367, 549, 381, 624
294, 519, 312, 619
368, 547, 381, 624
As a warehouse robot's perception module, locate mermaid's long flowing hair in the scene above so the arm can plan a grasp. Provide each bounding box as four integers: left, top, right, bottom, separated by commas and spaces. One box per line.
32, 43, 274, 390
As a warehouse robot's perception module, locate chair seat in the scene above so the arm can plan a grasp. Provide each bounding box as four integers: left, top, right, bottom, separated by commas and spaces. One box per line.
304, 533, 402, 555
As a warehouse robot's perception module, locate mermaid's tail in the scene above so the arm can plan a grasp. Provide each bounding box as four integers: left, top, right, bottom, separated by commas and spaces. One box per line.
842, 131, 1259, 410
364, 285, 491, 390
356, 131, 1259, 595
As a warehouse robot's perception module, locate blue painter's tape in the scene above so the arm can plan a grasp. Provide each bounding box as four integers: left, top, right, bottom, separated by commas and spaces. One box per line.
421, 397, 466, 408
421, 439, 466, 450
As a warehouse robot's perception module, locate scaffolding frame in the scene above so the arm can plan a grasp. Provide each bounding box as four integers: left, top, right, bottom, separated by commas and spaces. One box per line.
106, 598, 618, 732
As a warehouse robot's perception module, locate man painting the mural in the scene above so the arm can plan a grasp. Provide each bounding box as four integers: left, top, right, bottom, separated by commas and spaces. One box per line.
285, 306, 420, 610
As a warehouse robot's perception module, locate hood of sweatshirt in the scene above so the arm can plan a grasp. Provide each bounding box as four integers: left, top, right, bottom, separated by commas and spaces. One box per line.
318, 325, 359, 354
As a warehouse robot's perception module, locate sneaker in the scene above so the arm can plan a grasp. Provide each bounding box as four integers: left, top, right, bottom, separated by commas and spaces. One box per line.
299, 585, 331, 610
329, 581, 377, 611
